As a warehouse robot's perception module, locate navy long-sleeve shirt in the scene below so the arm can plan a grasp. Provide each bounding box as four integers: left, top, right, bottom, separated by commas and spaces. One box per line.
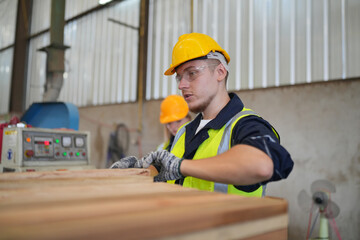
177, 93, 294, 192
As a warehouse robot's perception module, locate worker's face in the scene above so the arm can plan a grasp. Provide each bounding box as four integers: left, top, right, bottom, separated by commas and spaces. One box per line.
176, 60, 221, 114
166, 117, 189, 136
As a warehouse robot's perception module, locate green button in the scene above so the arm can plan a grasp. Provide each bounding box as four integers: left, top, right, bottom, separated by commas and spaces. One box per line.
76, 152, 80, 156
63, 152, 67, 156
55, 139, 60, 143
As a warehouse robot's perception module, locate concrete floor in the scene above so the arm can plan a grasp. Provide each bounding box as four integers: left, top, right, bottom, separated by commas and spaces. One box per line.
79, 78, 360, 240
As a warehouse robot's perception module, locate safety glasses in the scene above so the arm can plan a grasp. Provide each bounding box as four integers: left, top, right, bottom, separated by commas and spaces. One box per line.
175, 64, 219, 83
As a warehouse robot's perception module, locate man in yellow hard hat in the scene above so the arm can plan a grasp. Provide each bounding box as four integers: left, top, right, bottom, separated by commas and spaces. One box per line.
157, 95, 191, 151
111, 33, 293, 197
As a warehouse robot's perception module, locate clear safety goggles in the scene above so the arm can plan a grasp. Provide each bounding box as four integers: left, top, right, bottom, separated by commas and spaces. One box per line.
175, 64, 219, 83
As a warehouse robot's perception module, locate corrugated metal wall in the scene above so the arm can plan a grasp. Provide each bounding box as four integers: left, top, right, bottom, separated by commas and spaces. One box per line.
26, 0, 140, 109
3, 0, 360, 112
146, 0, 360, 100
60, 0, 139, 106
0, 0, 18, 115
0, 48, 14, 115
30, 0, 51, 34
145, 0, 192, 100
65, 0, 99, 20
26, 33, 49, 108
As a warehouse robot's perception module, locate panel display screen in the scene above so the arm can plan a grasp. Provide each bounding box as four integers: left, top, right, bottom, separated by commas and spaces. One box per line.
34, 137, 54, 157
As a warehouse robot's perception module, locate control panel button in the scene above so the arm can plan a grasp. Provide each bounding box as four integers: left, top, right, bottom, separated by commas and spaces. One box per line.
25, 150, 34, 157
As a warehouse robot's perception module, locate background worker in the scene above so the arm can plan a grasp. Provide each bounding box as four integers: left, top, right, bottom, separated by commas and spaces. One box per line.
111, 33, 294, 197
157, 95, 191, 151
149, 95, 191, 177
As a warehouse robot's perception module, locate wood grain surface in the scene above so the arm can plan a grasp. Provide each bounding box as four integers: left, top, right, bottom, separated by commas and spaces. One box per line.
0, 169, 288, 240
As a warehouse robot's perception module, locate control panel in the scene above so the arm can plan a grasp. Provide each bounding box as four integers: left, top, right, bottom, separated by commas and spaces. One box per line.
1, 127, 93, 172
22, 132, 88, 161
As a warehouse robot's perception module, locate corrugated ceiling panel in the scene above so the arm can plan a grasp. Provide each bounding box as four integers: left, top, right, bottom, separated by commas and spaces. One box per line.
146, 0, 360, 100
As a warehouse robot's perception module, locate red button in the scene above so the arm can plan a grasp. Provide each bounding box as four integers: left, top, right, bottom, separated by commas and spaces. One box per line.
25, 150, 34, 157
69, 152, 73, 156
82, 152, 86, 156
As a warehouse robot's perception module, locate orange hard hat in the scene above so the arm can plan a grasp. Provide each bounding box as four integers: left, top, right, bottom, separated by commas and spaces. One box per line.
160, 95, 189, 124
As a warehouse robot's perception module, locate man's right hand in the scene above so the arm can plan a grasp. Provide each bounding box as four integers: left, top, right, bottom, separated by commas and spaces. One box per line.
110, 156, 139, 169
110, 154, 155, 169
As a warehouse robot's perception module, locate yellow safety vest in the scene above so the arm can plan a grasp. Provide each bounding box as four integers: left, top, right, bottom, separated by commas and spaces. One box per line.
168, 108, 278, 197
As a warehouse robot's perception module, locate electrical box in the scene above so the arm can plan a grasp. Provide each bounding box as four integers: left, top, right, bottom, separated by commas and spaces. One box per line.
0, 127, 94, 172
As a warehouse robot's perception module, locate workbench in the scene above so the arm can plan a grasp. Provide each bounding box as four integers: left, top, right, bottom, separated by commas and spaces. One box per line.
0, 169, 288, 240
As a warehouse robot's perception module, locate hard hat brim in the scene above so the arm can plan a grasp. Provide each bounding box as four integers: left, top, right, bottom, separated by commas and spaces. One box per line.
164, 66, 176, 76
164, 51, 230, 76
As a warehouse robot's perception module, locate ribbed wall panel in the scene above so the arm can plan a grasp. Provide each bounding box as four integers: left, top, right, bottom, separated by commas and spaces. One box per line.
0, 0, 17, 114
0, 48, 13, 114
146, 0, 360, 100
25, 34, 50, 110
145, 0, 191, 100
30, 0, 101, 35
0, 0, 18, 48
23, 0, 360, 108
347, 0, 360, 78
26, 0, 140, 108
59, 0, 139, 106
30, 0, 51, 34
65, 0, 99, 20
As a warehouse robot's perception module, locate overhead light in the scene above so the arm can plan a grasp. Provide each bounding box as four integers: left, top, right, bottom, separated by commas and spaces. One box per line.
99, 0, 113, 5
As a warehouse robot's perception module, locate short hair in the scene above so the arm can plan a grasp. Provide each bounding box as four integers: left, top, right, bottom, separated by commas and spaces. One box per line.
205, 59, 229, 84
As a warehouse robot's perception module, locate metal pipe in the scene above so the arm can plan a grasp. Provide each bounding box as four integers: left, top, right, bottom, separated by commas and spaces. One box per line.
40, 0, 69, 102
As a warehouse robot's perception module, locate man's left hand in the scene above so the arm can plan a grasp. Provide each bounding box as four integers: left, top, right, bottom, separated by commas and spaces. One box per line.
142, 150, 184, 182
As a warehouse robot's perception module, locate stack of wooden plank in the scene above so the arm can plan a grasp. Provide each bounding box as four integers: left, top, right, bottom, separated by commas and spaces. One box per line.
0, 169, 288, 240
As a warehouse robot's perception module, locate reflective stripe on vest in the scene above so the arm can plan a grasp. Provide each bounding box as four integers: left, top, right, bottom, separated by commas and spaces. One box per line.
169, 108, 266, 197
213, 109, 263, 195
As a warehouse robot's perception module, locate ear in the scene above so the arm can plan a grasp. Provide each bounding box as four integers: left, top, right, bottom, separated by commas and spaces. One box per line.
216, 64, 227, 82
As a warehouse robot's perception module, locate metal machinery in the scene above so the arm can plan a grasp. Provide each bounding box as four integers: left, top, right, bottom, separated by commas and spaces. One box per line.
0, 126, 93, 172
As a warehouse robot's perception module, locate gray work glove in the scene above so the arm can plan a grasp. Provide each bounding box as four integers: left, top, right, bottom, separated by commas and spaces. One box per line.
110, 154, 155, 169
110, 156, 139, 169
142, 150, 184, 182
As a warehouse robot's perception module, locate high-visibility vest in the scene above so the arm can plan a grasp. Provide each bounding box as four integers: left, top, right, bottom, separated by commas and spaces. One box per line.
168, 108, 278, 197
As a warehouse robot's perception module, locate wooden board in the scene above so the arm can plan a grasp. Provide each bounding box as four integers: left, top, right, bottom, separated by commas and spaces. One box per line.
0, 169, 288, 240
0, 168, 150, 181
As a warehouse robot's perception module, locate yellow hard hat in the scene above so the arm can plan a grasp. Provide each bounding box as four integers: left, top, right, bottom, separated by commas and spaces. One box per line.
164, 33, 230, 75
160, 95, 189, 124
